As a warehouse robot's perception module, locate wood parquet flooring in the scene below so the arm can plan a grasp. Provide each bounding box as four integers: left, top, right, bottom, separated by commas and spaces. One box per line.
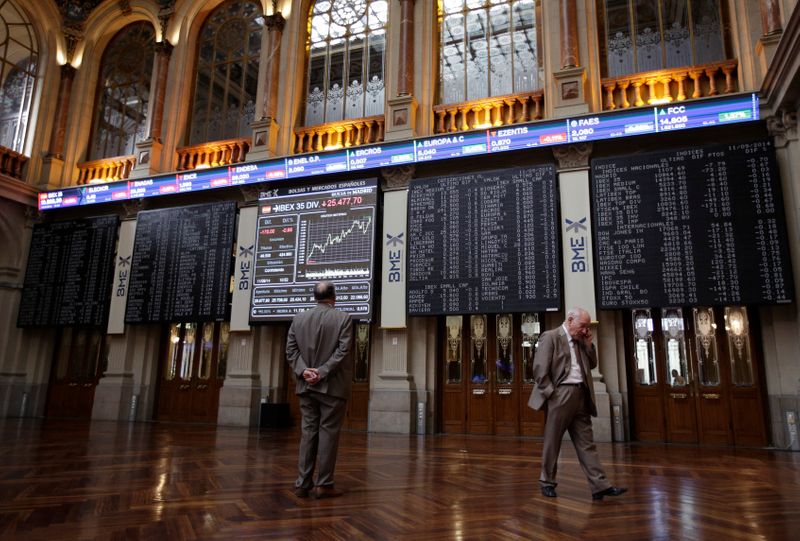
0, 419, 799, 540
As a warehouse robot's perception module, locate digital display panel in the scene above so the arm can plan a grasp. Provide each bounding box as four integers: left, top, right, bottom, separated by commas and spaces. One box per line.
250, 179, 378, 321
593, 139, 794, 308
18, 215, 119, 327
39, 93, 761, 211
407, 165, 561, 315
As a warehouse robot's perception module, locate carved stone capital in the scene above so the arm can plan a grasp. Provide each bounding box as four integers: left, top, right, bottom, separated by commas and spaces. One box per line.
766, 109, 799, 148
265, 12, 286, 33
122, 198, 145, 220
239, 185, 261, 203
154, 40, 174, 58
381, 165, 415, 190
157, 1, 176, 40
60, 63, 77, 80
552, 143, 593, 171
24, 206, 43, 228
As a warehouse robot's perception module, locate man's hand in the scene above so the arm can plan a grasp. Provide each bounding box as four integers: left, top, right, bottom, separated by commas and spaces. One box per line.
303, 368, 321, 385
581, 328, 594, 348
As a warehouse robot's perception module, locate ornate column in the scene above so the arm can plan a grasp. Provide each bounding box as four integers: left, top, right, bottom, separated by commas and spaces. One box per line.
560, 0, 579, 69
130, 41, 174, 178
756, 0, 783, 74
385, 0, 418, 141
553, 0, 588, 115
760, 0, 782, 35
39, 65, 76, 188
553, 143, 615, 442
248, 8, 286, 160
368, 165, 418, 433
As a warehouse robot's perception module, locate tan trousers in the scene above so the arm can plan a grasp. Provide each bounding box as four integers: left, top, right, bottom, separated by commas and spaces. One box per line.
539, 385, 611, 494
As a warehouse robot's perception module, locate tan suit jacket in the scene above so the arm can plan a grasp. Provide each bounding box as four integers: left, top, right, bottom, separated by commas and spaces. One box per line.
527, 326, 598, 417
286, 303, 353, 400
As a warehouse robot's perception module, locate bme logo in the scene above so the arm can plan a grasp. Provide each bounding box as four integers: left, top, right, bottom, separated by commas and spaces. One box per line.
565, 217, 588, 273
386, 233, 404, 282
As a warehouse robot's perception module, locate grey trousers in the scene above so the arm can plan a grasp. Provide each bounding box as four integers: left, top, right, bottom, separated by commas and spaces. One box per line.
539, 385, 611, 494
295, 391, 347, 489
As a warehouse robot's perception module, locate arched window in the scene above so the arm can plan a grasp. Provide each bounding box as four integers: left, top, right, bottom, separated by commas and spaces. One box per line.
88, 22, 154, 160
599, 0, 728, 78
188, 0, 262, 145
304, 0, 387, 126
440, 0, 541, 105
0, 0, 38, 154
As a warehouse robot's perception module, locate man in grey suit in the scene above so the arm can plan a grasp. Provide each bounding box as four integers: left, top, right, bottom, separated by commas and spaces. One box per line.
528, 307, 627, 500
286, 281, 353, 499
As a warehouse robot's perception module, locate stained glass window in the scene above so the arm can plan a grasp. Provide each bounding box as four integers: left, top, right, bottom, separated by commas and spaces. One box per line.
599, 0, 727, 78
188, 0, 262, 144
88, 22, 154, 160
0, 0, 38, 153
304, 0, 387, 125
440, 0, 541, 105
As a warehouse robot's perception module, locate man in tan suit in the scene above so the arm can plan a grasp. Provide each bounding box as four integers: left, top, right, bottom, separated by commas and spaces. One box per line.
286, 281, 353, 499
528, 307, 627, 500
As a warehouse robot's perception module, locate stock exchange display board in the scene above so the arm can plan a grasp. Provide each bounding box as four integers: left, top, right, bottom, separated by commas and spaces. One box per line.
593, 140, 794, 308
18, 215, 118, 327
125, 201, 236, 323
249, 179, 378, 321
407, 165, 561, 315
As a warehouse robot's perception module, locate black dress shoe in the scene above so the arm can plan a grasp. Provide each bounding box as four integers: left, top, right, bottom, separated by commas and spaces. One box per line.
592, 486, 627, 500
541, 486, 557, 498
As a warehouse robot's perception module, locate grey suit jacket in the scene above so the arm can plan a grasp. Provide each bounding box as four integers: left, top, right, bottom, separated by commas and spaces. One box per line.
527, 326, 598, 417
286, 303, 353, 400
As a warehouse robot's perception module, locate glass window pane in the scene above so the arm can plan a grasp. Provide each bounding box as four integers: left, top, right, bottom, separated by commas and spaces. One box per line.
634, 0, 662, 72
512, 0, 539, 91
0, 1, 38, 153
441, 14, 466, 104
345, 36, 365, 119
520, 313, 540, 384
470, 315, 488, 383
495, 314, 513, 383
217, 322, 230, 379
365, 33, 384, 117
354, 322, 371, 382
165, 323, 180, 381
199, 323, 214, 380
663, 0, 690, 68
725, 307, 753, 386
632, 309, 657, 385
446, 316, 462, 383
693, 307, 719, 386
466, 9, 489, 100
188, 1, 262, 144
661, 308, 689, 387
89, 22, 154, 159
604, 0, 634, 77
692, 0, 724, 63
180, 323, 196, 381
489, 5, 511, 96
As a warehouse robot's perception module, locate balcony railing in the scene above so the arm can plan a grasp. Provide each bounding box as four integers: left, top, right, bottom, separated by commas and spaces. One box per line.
176, 138, 251, 171
601, 59, 739, 110
76, 155, 135, 184
293, 115, 385, 154
433, 90, 544, 133
0, 145, 29, 181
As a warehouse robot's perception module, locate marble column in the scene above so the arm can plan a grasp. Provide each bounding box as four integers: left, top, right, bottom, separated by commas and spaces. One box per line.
385, 0, 417, 141
760, 0, 782, 35
40, 64, 76, 188
560, 0, 579, 69
756, 0, 783, 73
130, 41, 173, 178
553, 143, 615, 442
552, 0, 588, 115
248, 11, 285, 160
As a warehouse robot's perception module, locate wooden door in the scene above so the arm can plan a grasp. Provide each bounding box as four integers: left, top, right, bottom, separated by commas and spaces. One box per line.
345, 322, 371, 430
46, 327, 106, 419
440, 313, 544, 436
156, 321, 227, 423
628, 306, 767, 447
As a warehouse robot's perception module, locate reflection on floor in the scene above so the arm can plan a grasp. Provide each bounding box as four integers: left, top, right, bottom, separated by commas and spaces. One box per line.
1, 419, 799, 540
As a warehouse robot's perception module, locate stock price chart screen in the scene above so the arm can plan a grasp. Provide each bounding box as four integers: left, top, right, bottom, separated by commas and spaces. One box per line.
250, 179, 378, 321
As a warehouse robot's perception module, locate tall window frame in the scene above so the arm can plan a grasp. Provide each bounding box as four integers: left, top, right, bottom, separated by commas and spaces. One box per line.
598, 0, 730, 79
0, 0, 38, 154
439, 0, 542, 105
187, 0, 262, 145
88, 22, 154, 161
304, 0, 388, 126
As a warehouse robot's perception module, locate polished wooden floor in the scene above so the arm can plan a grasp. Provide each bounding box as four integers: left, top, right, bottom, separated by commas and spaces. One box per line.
1, 419, 799, 540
